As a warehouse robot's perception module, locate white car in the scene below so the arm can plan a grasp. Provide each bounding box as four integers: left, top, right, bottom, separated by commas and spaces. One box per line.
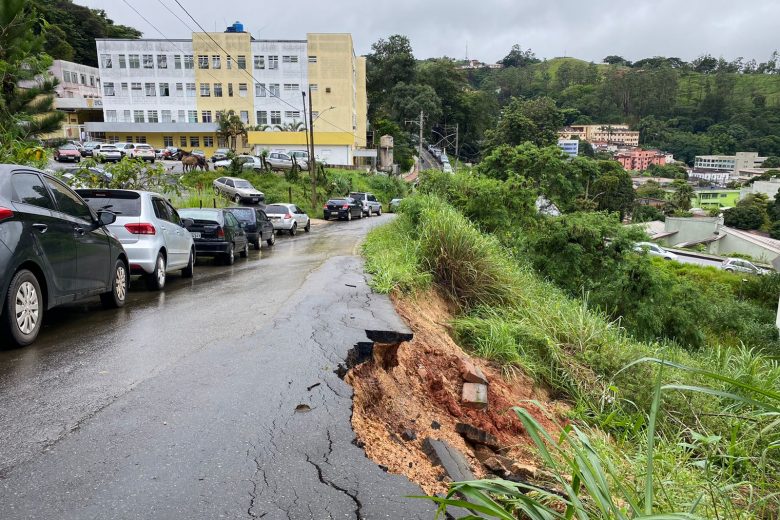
721, 258, 769, 275
634, 242, 678, 261
94, 144, 122, 163
264, 203, 310, 235
214, 154, 264, 171
128, 144, 156, 162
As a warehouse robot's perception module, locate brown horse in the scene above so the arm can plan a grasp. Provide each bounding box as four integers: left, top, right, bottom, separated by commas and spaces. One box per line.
181, 150, 210, 173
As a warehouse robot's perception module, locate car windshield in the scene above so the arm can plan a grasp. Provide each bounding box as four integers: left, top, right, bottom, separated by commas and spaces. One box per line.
136, 145, 152, 150
234, 180, 253, 189
179, 209, 222, 223
216, 149, 229, 154
77, 191, 142, 216
102, 146, 117, 151
59, 144, 77, 150
265, 205, 290, 214
227, 208, 254, 222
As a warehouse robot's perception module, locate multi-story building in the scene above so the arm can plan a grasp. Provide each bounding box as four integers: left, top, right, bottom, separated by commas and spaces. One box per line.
557, 139, 578, 157
558, 124, 640, 147
694, 152, 767, 174
86, 24, 368, 165
614, 148, 666, 171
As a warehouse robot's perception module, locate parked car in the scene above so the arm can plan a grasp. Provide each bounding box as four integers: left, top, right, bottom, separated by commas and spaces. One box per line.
53, 144, 82, 163
633, 241, 678, 261
214, 155, 264, 171
265, 203, 310, 235
349, 192, 382, 217
114, 142, 135, 157
178, 208, 249, 265
191, 149, 206, 159
225, 207, 275, 249
211, 148, 232, 163
266, 152, 294, 171
77, 189, 195, 290
288, 150, 309, 169
212, 176, 265, 204
95, 144, 122, 163
162, 147, 182, 161
389, 198, 403, 212
0, 165, 128, 347
442, 163, 453, 173
128, 144, 156, 162
323, 197, 362, 221
81, 141, 101, 157
721, 258, 769, 275
60, 167, 112, 188
154, 148, 165, 160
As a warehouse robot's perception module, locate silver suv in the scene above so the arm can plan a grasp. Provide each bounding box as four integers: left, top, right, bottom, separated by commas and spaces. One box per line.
77, 189, 195, 290
349, 192, 382, 216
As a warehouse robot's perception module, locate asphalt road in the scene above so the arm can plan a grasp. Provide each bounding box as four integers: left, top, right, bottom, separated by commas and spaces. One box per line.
0, 215, 435, 519
673, 253, 723, 268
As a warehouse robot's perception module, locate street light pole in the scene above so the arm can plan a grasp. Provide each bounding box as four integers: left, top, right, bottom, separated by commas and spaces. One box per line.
307, 86, 316, 210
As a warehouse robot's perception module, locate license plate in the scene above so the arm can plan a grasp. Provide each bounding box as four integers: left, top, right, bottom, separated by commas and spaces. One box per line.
251, 198, 258, 202
191, 232, 201, 238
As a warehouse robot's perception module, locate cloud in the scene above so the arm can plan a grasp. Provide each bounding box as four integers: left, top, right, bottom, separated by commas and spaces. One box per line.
77, 0, 779, 64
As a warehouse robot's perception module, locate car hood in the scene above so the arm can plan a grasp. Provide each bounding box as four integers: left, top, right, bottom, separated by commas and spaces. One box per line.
236, 188, 264, 196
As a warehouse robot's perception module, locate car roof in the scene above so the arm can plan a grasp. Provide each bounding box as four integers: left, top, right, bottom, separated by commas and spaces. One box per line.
222, 176, 251, 181
75, 188, 163, 198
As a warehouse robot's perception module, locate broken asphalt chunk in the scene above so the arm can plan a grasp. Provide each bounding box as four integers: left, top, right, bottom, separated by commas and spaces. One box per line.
455, 423, 500, 450
364, 329, 413, 344
422, 438, 474, 482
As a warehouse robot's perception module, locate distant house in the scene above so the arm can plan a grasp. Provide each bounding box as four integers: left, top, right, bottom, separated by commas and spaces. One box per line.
557, 124, 639, 147
615, 148, 666, 171
694, 152, 766, 176
557, 139, 578, 157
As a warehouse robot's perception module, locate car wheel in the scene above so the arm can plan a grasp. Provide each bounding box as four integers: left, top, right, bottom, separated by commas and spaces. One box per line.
151, 159, 155, 164
347, 211, 352, 221
76, 157, 81, 163
290, 223, 297, 236
145, 252, 166, 291
377, 206, 382, 216
240, 241, 249, 258
225, 243, 235, 265
304, 220, 310, 232
267, 232, 276, 247
253, 239, 262, 250
323, 213, 329, 220
724, 267, 734, 272
365, 209, 371, 217
234, 194, 241, 203
101, 259, 128, 309
181, 248, 195, 278
3, 270, 43, 347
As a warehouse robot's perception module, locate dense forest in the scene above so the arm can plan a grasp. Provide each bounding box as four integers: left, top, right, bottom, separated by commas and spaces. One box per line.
365, 36, 780, 167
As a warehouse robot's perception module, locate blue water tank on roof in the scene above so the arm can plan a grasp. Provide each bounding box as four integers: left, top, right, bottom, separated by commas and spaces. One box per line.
233, 21, 243, 32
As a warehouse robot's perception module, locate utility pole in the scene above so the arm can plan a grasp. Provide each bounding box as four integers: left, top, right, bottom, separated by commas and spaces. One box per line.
302, 91, 310, 173
405, 111, 425, 173
454, 123, 459, 173
306, 87, 316, 210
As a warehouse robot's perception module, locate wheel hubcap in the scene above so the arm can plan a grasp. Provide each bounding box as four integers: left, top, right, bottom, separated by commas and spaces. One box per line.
14, 281, 39, 335
157, 258, 165, 285
115, 266, 127, 300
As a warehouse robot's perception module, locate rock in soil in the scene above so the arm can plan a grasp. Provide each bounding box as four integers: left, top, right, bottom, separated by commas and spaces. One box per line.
455, 423, 500, 450
460, 358, 489, 385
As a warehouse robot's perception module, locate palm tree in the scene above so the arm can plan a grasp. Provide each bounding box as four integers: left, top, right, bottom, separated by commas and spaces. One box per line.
272, 121, 306, 132
216, 110, 248, 151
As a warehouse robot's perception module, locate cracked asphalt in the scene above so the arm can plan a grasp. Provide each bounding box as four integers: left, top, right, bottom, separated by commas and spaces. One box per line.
0, 215, 436, 519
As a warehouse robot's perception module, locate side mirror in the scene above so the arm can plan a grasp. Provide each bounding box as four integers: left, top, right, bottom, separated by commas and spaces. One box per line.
97, 210, 116, 227
181, 218, 194, 229
239, 222, 246, 228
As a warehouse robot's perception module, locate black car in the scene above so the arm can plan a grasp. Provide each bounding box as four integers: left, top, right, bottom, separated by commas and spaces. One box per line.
225, 207, 275, 249
0, 165, 128, 347
178, 208, 249, 265
323, 197, 363, 221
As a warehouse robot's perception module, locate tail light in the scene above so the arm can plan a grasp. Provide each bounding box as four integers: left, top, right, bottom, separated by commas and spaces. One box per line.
342, 204, 349, 209
323, 205, 328, 209
284, 213, 292, 219
125, 222, 156, 235
0, 207, 13, 221
216, 226, 225, 238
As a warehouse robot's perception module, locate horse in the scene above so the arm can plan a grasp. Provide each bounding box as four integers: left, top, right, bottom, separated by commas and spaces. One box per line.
181, 150, 210, 173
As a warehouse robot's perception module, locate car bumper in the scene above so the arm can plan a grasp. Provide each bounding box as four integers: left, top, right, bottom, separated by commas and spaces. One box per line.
193, 240, 231, 256
269, 218, 295, 230
58, 155, 80, 161
122, 240, 164, 274
323, 210, 349, 220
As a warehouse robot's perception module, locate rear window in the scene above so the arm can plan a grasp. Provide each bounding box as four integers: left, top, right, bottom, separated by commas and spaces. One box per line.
349, 193, 366, 200
179, 209, 223, 223
226, 208, 254, 222
327, 199, 348, 205
265, 204, 290, 214
77, 190, 142, 216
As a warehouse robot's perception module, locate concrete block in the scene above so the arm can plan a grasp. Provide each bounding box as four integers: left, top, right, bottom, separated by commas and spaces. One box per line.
460, 358, 488, 385
461, 383, 488, 409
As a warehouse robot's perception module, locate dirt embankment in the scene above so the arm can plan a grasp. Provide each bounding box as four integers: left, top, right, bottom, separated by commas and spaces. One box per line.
345, 289, 564, 495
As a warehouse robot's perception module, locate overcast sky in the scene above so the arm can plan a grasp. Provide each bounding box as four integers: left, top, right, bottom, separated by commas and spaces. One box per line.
76, 0, 779, 64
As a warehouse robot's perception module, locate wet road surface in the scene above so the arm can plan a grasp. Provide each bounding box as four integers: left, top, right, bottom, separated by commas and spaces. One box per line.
0, 215, 435, 519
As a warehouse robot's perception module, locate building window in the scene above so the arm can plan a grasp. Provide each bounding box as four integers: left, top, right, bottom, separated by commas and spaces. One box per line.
190, 136, 200, 147
200, 83, 210, 97
162, 110, 172, 123
217, 137, 226, 147
268, 55, 278, 69
163, 136, 173, 147
145, 83, 156, 96
240, 111, 249, 124
89, 76, 95, 87
129, 54, 140, 68
282, 55, 298, 64
284, 111, 300, 119
147, 110, 159, 123
215, 111, 224, 121
283, 83, 299, 91
178, 110, 185, 122
120, 82, 128, 94
184, 55, 194, 69
80, 74, 86, 85
239, 83, 247, 97
237, 55, 246, 69
101, 54, 112, 68
157, 55, 167, 68
204, 136, 213, 147
308, 55, 317, 63
254, 55, 265, 69
159, 83, 170, 96
103, 82, 115, 96
270, 111, 281, 125
257, 111, 267, 124
174, 55, 182, 69
213, 83, 222, 97
143, 54, 154, 68
227, 83, 233, 97
212, 55, 221, 69
180, 136, 187, 147
309, 83, 318, 91
62, 71, 71, 83
123, 110, 131, 122
107, 136, 119, 144
202, 110, 212, 123
133, 110, 145, 123
226, 56, 232, 69
198, 55, 209, 69
136, 136, 147, 144
269, 84, 280, 97
125, 136, 133, 142
188, 110, 198, 123
118, 54, 127, 68
255, 83, 266, 97
186, 83, 196, 97
175, 83, 183, 96
106, 110, 117, 122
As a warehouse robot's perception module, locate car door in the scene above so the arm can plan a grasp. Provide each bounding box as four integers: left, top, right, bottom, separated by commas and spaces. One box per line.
9, 171, 79, 298
224, 211, 245, 248
151, 196, 185, 269
44, 176, 112, 293
224, 178, 236, 197
167, 202, 193, 266
291, 205, 307, 227
256, 209, 273, 240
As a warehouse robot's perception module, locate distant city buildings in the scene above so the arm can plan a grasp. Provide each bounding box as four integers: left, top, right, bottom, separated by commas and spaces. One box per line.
614, 148, 666, 171
457, 59, 503, 70
694, 152, 766, 174
557, 138, 579, 157
558, 124, 640, 147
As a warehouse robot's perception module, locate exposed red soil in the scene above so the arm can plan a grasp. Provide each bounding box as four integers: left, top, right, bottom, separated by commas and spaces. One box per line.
345, 289, 564, 495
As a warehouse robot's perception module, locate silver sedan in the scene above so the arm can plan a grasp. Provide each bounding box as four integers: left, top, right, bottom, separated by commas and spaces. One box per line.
264, 203, 311, 235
